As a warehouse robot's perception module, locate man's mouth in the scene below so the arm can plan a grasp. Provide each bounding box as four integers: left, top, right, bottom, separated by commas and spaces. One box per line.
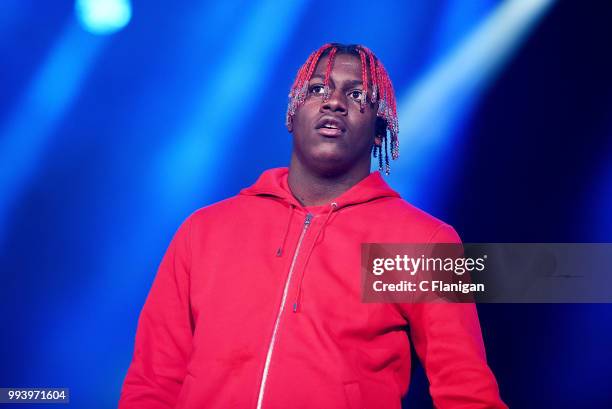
315, 116, 346, 137
317, 126, 343, 137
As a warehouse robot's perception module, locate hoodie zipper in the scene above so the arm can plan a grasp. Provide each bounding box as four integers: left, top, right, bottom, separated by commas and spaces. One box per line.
255, 213, 313, 409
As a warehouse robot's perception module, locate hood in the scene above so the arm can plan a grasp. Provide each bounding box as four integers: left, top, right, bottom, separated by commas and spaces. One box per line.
239, 167, 400, 211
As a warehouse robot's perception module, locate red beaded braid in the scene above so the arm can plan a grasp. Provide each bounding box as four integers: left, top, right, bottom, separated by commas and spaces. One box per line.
365, 48, 378, 103
286, 44, 332, 128
357, 48, 368, 111
286, 43, 400, 172
289, 53, 313, 96
322, 47, 338, 102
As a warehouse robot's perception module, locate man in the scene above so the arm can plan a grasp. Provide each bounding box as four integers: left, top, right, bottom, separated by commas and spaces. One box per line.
119, 43, 507, 408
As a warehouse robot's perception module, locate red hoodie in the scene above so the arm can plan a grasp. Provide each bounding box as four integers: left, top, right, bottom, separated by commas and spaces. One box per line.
119, 167, 507, 409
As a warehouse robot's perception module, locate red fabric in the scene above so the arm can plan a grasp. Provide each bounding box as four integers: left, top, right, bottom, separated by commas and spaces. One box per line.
119, 167, 507, 409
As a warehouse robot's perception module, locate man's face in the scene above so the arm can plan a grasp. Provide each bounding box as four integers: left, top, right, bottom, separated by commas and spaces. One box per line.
289, 53, 380, 176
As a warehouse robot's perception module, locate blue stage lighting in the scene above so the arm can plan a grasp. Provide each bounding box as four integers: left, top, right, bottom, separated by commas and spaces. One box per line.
392, 0, 555, 206
75, 0, 132, 35
0, 22, 105, 245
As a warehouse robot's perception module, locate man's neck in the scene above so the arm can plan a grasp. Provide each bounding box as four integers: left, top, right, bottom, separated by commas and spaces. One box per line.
287, 158, 371, 207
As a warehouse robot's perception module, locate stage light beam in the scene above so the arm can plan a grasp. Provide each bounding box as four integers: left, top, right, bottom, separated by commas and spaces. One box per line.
392, 0, 556, 206
75, 0, 132, 35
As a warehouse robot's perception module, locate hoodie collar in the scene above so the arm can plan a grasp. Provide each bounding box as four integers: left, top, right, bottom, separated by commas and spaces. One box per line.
239, 167, 400, 212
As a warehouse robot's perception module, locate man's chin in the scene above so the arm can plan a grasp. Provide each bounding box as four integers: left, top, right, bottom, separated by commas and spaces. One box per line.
310, 148, 345, 164
307, 154, 351, 177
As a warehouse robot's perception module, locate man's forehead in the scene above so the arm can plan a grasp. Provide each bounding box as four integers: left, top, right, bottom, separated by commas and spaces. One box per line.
312, 54, 362, 77
309, 74, 363, 88
315, 53, 360, 67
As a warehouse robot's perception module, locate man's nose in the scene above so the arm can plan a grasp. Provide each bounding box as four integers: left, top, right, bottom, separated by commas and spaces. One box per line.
321, 88, 347, 114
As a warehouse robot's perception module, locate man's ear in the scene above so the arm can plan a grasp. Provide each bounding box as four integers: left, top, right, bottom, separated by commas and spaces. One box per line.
374, 117, 386, 146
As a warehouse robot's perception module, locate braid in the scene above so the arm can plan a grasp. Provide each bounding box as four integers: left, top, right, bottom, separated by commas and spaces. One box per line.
286, 43, 333, 129
357, 48, 368, 111
384, 131, 390, 175
322, 47, 338, 102
366, 49, 378, 103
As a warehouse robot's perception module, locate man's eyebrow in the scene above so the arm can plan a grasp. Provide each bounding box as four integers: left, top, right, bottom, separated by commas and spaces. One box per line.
309, 75, 364, 87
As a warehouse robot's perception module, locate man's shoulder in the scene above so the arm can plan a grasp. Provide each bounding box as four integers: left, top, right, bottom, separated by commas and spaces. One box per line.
378, 196, 447, 225
374, 196, 460, 242
187, 194, 251, 223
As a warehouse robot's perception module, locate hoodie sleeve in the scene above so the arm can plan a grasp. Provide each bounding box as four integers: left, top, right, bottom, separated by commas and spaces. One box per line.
404, 224, 508, 409
118, 216, 194, 409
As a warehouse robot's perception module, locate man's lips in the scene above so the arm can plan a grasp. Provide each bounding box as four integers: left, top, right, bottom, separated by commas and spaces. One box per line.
317, 127, 343, 137
315, 116, 346, 137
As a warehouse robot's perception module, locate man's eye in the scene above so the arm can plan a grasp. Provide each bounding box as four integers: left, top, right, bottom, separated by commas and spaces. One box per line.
310, 85, 325, 95
350, 90, 364, 100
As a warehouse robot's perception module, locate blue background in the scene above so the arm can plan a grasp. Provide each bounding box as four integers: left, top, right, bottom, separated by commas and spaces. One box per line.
1, 1, 611, 408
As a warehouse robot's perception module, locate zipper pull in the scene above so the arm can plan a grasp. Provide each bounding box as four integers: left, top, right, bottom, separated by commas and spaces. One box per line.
293, 214, 312, 314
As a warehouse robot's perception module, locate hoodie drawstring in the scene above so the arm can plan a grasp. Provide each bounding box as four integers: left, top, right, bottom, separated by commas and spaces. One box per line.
276, 204, 295, 257
292, 202, 338, 313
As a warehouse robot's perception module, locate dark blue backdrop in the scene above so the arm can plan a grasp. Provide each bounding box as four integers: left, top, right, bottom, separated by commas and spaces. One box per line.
1, 1, 611, 408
